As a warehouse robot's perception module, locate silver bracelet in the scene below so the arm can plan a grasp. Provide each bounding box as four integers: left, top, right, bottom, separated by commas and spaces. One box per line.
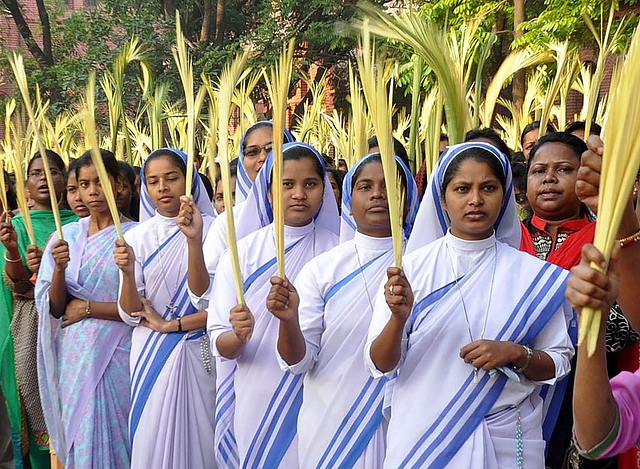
513, 345, 533, 373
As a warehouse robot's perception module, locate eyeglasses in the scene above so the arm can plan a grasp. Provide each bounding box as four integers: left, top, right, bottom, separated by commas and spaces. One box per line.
28, 169, 64, 179
244, 143, 273, 159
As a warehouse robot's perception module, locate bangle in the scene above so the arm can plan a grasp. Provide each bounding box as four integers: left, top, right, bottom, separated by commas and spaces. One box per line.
85, 301, 92, 318
4, 253, 21, 263
618, 228, 640, 247
177, 317, 183, 332
513, 345, 533, 373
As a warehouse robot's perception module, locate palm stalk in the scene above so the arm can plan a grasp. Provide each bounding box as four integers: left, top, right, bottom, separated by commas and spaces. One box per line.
263, 39, 295, 278
356, 26, 404, 268
579, 24, 640, 356
538, 42, 577, 138
9, 52, 63, 240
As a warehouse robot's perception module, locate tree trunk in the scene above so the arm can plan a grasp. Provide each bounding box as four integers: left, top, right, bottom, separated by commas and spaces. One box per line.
163, 0, 176, 16
214, 0, 225, 46
1, 0, 50, 66
512, 0, 526, 115
200, 0, 215, 43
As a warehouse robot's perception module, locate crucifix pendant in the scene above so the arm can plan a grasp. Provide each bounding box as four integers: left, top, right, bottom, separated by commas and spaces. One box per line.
474, 367, 479, 384
168, 301, 177, 319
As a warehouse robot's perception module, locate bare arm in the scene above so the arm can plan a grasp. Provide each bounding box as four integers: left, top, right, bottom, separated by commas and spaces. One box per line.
48, 240, 70, 319
369, 267, 413, 373
114, 239, 143, 314
216, 304, 254, 359
567, 244, 620, 450
178, 196, 210, 297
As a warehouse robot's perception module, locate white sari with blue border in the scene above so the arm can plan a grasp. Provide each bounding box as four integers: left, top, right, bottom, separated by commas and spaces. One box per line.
208, 222, 338, 469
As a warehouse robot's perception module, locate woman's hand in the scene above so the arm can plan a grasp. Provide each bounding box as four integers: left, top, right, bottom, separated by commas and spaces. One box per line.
384, 267, 414, 321
567, 243, 620, 315
0, 212, 18, 253
131, 299, 173, 333
230, 304, 254, 343
460, 340, 524, 370
113, 239, 136, 274
177, 195, 203, 242
51, 239, 70, 271
62, 298, 89, 328
26, 245, 43, 273
267, 276, 299, 323
576, 135, 603, 215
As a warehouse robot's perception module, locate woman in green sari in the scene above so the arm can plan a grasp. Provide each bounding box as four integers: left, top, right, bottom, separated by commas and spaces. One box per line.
0, 150, 78, 469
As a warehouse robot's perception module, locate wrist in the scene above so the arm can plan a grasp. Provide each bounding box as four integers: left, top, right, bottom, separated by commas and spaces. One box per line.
513, 345, 533, 373
187, 236, 203, 246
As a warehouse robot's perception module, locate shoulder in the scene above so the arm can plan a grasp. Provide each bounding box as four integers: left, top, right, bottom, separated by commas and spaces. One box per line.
124, 218, 156, 243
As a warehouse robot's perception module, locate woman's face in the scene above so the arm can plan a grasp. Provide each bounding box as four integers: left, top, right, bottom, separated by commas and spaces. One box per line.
442, 158, 504, 241
77, 164, 120, 216
117, 172, 133, 214
243, 126, 273, 181
26, 157, 66, 210
350, 161, 392, 238
526, 142, 581, 222
270, 157, 324, 227
214, 175, 236, 214
326, 172, 341, 209
144, 156, 186, 217
66, 170, 90, 217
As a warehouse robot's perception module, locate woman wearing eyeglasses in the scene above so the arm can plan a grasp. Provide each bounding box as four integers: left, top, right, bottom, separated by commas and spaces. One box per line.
0, 150, 78, 469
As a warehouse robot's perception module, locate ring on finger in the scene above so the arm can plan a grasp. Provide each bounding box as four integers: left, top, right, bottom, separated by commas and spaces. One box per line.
389, 284, 395, 295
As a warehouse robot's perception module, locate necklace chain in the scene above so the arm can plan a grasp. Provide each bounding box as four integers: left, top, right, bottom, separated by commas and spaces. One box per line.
445, 242, 498, 383
155, 225, 185, 319
353, 244, 375, 313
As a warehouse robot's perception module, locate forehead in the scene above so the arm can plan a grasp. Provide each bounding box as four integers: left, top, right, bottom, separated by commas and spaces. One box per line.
282, 157, 321, 177
448, 158, 499, 180
145, 155, 182, 175
523, 129, 539, 144
77, 164, 98, 179
355, 160, 384, 182
529, 142, 579, 165
244, 126, 273, 147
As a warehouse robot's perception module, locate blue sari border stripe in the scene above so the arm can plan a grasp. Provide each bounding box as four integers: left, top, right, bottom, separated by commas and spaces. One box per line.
316, 376, 376, 468
245, 375, 302, 469
261, 387, 304, 469
324, 252, 387, 303
411, 280, 458, 332
142, 229, 181, 269
325, 377, 387, 469
336, 403, 385, 469
243, 240, 302, 292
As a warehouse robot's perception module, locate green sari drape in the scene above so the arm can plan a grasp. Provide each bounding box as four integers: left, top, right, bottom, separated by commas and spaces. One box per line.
0, 209, 78, 469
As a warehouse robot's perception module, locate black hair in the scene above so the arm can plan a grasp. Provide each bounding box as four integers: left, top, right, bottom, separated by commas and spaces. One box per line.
75, 149, 120, 181
27, 149, 66, 175
118, 161, 137, 191
440, 133, 449, 142
528, 132, 587, 169
326, 168, 345, 198
199, 173, 214, 201
67, 158, 81, 178
214, 158, 239, 186
464, 128, 512, 160
520, 120, 556, 147
145, 149, 187, 177
351, 153, 408, 195
564, 120, 602, 137
283, 145, 325, 180
511, 160, 528, 193
367, 136, 410, 168
3, 169, 17, 211
441, 147, 507, 195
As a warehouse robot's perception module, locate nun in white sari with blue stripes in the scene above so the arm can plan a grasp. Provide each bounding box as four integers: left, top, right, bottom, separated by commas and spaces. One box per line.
365, 142, 574, 469
115, 148, 217, 469
207, 142, 340, 469
270, 153, 419, 469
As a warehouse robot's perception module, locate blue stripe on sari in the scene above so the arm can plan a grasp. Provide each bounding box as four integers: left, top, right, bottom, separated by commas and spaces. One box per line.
410, 280, 458, 332
243, 239, 303, 292
243, 373, 302, 469
142, 230, 181, 269
323, 251, 387, 304
322, 377, 387, 469
262, 387, 304, 468
398, 263, 568, 468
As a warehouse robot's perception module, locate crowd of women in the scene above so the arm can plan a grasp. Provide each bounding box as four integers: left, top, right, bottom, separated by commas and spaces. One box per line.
1, 118, 640, 469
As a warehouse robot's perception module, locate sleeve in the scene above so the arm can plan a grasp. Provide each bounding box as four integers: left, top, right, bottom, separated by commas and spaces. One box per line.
117, 233, 145, 327
277, 261, 325, 374
529, 300, 575, 386
206, 249, 238, 357
579, 370, 640, 459
364, 275, 410, 379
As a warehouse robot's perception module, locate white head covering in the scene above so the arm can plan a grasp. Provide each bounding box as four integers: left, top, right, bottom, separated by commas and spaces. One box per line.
234, 142, 340, 239
340, 152, 420, 242
235, 121, 295, 204
139, 147, 216, 222
406, 141, 521, 253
